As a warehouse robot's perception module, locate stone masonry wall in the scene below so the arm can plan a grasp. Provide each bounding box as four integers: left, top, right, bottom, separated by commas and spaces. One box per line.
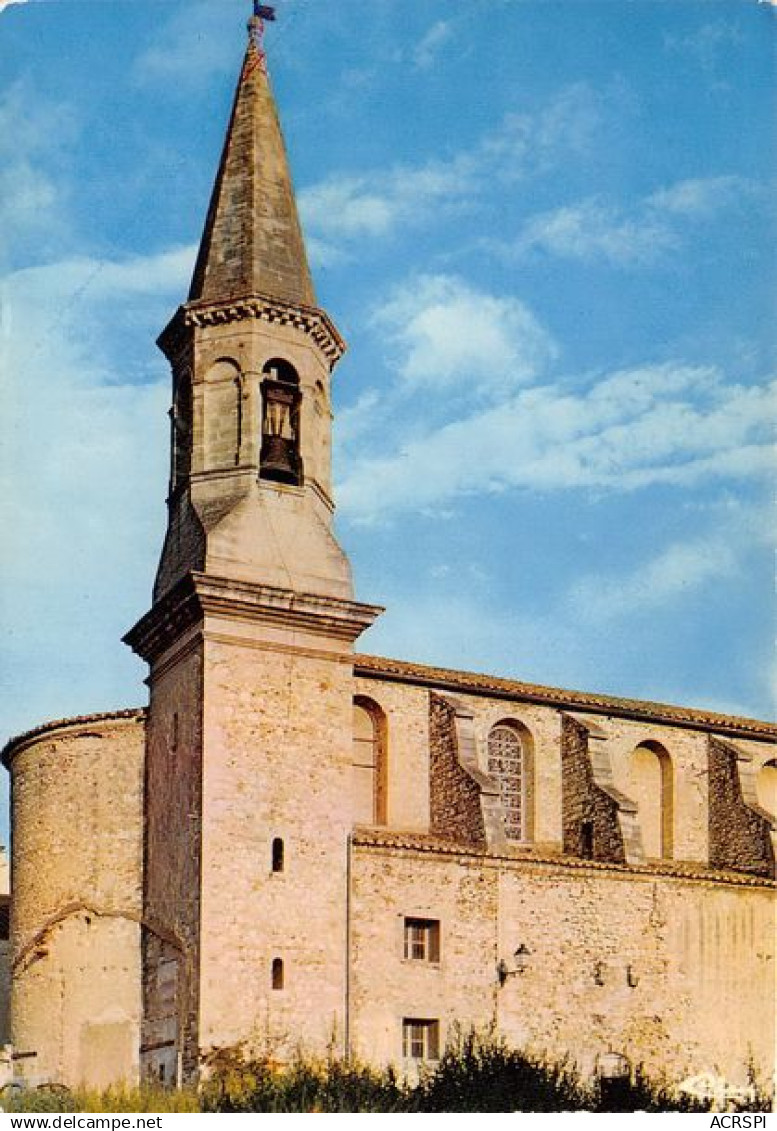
708, 736, 775, 879
349, 838, 776, 1088
197, 620, 358, 1062
357, 670, 777, 868
429, 694, 487, 845
352, 677, 430, 833
142, 637, 204, 1083
561, 714, 625, 862
8, 714, 144, 1087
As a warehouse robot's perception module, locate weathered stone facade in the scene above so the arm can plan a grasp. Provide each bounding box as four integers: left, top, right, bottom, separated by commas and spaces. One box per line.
708, 736, 775, 878
3, 712, 144, 1087
4, 670, 774, 1089
348, 830, 775, 1084
2, 14, 775, 1103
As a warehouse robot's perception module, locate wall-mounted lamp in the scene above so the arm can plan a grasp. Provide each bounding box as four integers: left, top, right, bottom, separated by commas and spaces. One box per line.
497, 943, 532, 986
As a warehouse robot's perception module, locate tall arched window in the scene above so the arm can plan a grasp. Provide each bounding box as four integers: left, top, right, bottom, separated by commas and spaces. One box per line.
756, 759, 777, 818
630, 742, 674, 860
352, 698, 387, 827
259, 358, 302, 486
487, 723, 526, 842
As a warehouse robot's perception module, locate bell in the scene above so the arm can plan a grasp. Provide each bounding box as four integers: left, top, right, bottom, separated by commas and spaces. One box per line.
260, 433, 299, 485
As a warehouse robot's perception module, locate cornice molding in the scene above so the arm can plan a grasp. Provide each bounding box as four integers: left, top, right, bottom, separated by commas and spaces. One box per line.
158, 292, 346, 367
124, 572, 383, 664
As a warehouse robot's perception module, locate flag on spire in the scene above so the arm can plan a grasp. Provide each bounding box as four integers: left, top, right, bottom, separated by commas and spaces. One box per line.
253, 2, 276, 19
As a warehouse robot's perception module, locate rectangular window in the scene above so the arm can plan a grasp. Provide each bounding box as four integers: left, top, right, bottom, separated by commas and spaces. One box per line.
403, 918, 440, 963
402, 1018, 440, 1061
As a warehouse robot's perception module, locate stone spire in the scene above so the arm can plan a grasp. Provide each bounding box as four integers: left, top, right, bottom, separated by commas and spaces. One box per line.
187, 16, 316, 308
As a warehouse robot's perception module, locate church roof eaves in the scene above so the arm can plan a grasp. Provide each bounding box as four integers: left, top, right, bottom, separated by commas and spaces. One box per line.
353, 654, 777, 742
1, 707, 147, 770
352, 827, 777, 889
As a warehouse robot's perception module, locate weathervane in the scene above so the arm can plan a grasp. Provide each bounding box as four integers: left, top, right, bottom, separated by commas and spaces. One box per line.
247, 1, 276, 74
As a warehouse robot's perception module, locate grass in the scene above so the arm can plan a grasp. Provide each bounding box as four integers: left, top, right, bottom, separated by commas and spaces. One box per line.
2, 1033, 771, 1113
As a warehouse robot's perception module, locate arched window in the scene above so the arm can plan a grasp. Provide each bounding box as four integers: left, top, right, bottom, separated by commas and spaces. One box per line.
259, 358, 302, 486
756, 759, 777, 818
352, 698, 387, 827
487, 723, 528, 842
271, 837, 284, 874
630, 742, 673, 860
271, 958, 284, 990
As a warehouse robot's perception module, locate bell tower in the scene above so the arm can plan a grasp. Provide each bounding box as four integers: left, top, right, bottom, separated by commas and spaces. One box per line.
153, 14, 352, 602
125, 13, 381, 1084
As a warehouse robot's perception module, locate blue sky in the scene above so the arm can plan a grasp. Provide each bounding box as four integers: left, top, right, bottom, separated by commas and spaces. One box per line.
1, 0, 775, 835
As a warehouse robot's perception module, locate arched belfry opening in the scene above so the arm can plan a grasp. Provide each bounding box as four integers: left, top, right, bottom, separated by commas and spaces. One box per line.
259, 358, 303, 486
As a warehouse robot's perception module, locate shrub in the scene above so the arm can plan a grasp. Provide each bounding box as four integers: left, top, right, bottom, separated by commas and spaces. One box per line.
413, 1029, 591, 1112
2, 1034, 766, 1113
1, 1084, 199, 1114
199, 1047, 409, 1112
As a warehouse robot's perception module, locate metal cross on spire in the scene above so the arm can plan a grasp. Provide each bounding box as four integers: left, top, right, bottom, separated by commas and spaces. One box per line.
247, 1, 276, 73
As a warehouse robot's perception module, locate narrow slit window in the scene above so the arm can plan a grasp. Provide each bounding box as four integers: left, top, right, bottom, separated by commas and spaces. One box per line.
271, 837, 284, 874
271, 957, 284, 990
0, 901, 10, 942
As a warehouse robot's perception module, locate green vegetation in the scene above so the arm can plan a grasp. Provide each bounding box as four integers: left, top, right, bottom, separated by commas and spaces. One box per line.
2, 1033, 770, 1113
1, 1083, 199, 1113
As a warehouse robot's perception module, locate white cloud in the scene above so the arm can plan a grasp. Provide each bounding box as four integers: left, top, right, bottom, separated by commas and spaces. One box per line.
413, 21, 455, 69
301, 177, 400, 240
336, 390, 384, 449
516, 175, 752, 266
647, 175, 750, 218
0, 82, 77, 266
373, 274, 559, 394
133, 1, 241, 87
0, 0, 29, 10
664, 21, 744, 78
300, 158, 475, 245
517, 197, 677, 266
300, 85, 600, 248
570, 535, 740, 624
482, 83, 599, 181
338, 361, 775, 522
0, 247, 193, 734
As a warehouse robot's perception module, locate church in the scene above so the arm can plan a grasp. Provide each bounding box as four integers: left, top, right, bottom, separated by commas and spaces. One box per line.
2, 10, 775, 1096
